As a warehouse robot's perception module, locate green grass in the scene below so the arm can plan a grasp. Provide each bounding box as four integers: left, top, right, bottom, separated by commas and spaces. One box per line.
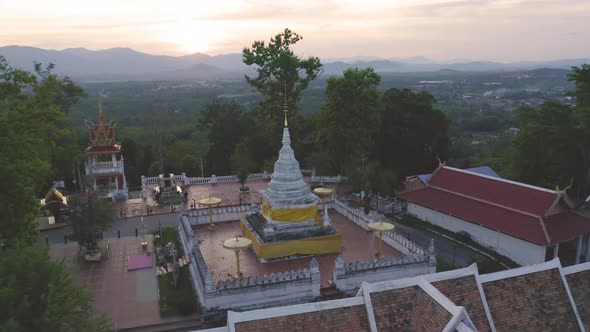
153, 226, 184, 263
436, 257, 456, 272
392, 213, 520, 271
158, 266, 200, 317
153, 227, 197, 316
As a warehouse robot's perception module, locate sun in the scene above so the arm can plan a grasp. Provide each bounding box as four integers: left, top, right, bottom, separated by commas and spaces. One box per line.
165, 21, 212, 54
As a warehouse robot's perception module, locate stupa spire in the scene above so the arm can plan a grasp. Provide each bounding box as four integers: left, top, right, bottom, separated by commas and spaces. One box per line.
283, 83, 288, 128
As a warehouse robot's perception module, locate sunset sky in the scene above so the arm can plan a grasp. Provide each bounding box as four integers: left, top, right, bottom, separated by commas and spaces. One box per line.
1, 0, 589, 62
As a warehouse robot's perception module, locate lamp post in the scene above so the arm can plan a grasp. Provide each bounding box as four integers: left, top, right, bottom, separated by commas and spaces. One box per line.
222, 236, 252, 279
140, 216, 148, 250
368, 220, 395, 258
199, 197, 222, 231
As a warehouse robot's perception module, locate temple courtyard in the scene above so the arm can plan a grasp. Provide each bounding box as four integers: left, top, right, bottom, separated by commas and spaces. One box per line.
195, 211, 403, 287
115, 178, 351, 218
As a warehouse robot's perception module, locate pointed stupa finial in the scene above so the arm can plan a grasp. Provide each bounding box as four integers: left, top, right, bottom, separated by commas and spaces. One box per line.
283, 82, 288, 128
98, 95, 105, 124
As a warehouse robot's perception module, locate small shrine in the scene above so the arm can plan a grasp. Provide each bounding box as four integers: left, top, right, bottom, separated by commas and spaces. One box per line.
84, 97, 128, 201
240, 99, 342, 261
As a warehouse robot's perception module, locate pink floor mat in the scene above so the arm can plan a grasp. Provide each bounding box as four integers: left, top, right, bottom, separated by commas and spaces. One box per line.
127, 254, 153, 271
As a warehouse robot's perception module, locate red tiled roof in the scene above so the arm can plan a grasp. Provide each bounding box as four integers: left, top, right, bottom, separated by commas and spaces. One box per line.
481, 268, 579, 331
431, 275, 492, 332
399, 187, 548, 245
234, 304, 370, 332
544, 212, 590, 244
429, 167, 557, 216
565, 269, 590, 331
370, 286, 453, 331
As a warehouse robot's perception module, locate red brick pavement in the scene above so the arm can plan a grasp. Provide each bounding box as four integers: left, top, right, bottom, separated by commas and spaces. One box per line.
49, 237, 161, 329
195, 212, 402, 287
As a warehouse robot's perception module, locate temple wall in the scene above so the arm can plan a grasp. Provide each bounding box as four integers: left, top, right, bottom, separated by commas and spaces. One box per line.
407, 203, 545, 266
185, 204, 257, 225
332, 254, 436, 295
178, 215, 321, 312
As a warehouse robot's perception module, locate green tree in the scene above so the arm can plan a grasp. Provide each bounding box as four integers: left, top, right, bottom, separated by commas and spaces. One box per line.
348, 161, 399, 196
316, 68, 382, 173
373, 88, 450, 178
243, 28, 322, 121
243, 28, 322, 167
199, 101, 254, 175
568, 64, 590, 108
0, 56, 84, 243
0, 243, 111, 331
68, 193, 116, 251
508, 102, 579, 191
231, 142, 255, 191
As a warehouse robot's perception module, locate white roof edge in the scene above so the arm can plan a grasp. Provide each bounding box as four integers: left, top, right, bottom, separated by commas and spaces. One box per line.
557, 263, 587, 331
479, 258, 561, 283
227, 296, 366, 324
422, 263, 479, 283
363, 265, 477, 293
473, 270, 497, 332
442, 166, 557, 194
562, 260, 590, 275
195, 327, 228, 332
417, 278, 462, 316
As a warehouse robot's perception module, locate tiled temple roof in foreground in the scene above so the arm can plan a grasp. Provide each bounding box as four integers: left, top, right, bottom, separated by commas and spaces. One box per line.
200, 258, 590, 332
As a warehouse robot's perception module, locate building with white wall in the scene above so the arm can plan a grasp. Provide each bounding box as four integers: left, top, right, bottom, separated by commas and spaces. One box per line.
399, 166, 590, 266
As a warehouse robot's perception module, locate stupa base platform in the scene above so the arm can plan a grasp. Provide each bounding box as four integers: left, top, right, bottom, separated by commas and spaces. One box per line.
240, 218, 342, 261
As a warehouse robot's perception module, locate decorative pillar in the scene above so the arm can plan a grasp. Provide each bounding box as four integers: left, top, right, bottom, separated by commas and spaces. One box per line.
553, 243, 560, 259
333, 255, 345, 287
141, 175, 147, 199
586, 234, 590, 262
112, 153, 116, 166
310, 258, 320, 297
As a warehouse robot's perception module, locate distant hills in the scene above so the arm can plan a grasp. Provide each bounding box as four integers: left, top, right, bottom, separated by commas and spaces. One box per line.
1, 45, 588, 81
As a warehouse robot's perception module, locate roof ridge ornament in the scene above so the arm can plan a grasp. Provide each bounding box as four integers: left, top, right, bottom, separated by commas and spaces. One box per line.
555, 178, 574, 196
435, 153, 445, 167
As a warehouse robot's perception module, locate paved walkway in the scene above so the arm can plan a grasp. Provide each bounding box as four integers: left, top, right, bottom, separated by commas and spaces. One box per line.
49, 236, 161, 330
195, 212, 403, 287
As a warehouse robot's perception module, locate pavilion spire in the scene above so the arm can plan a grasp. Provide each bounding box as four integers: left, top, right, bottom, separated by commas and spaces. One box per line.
98, 95, 105, 124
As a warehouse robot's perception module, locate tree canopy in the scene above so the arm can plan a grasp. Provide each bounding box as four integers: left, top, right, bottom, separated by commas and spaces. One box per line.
0, 56, 84, 244
243, 28, 322, 168
316, 68, 382, 174
374, 88, 450, 178
0, 243, 111, 332
508, 65, 590, 201
68, 193, 116, 251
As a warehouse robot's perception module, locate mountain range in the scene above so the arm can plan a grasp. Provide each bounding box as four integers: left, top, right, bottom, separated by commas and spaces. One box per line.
1, 45, 588, 81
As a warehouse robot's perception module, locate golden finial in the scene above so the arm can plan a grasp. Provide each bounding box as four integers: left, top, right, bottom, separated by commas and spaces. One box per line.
283, 82, 288, 128
98, 95, 104, 124
555, 178, 574, 196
